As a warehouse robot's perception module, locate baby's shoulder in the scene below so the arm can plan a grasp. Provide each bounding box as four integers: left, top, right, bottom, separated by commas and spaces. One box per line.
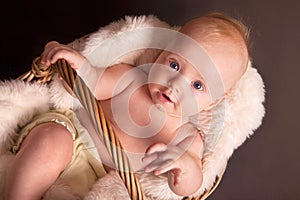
99, 63, 147, 98
106, 63, 135, 74
105, 63, 147, 82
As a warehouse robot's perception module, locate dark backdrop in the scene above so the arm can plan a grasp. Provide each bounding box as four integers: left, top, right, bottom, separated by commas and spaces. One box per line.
1, 0, 299, 199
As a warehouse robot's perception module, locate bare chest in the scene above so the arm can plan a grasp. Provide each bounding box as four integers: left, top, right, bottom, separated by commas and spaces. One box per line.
100, 86, 175, 154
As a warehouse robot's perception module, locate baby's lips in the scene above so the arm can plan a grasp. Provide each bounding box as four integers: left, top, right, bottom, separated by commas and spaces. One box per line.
168, 93, 177, 104
163, 89, 179, 104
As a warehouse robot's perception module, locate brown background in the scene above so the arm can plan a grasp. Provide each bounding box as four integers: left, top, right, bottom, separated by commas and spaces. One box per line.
1, 0, 299, 199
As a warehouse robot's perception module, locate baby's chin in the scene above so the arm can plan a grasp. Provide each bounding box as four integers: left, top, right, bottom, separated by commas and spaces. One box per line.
153, 103, 167, 114
153, 104, 195, 119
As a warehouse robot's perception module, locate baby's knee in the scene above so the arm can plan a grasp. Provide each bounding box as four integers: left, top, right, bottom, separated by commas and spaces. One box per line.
28, 122, 73, 145
20, 122, 74, 166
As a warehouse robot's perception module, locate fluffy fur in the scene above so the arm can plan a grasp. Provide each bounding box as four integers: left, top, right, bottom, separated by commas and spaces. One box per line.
0, 15, 265, 200
0, 80, 50, 154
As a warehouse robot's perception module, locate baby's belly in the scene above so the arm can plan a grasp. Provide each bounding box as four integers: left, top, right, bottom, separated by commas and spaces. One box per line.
99, 90, 177, 171
104, 123, 154, 171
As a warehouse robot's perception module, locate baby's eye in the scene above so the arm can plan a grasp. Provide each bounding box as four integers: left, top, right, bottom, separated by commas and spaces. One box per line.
169, 61, 180, 71
192, 81, 204, 91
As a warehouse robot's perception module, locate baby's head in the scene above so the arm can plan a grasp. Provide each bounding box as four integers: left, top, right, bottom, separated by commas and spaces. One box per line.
179, 13, 250, 145
149, 12, 250, 118
179, 12, 250, 94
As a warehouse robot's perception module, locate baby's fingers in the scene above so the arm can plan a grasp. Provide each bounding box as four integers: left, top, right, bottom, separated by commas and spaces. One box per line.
41, 41, 60, 65
145, 143, 167, 155
143, 150, 175, 173
152, 159, 178, 175
152, 161, 181, 186
44, 41, 59, 48
143, 156, 166, 173
142, 152, 158, 165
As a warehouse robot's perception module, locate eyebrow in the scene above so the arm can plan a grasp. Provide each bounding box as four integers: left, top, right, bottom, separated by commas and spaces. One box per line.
195, 71, 207, 85
168, 53, 207, 83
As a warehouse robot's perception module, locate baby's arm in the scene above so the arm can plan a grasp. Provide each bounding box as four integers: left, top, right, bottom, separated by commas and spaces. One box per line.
41, 41, 103, 94
41, 41, 135, 100
142, 131, 203, 196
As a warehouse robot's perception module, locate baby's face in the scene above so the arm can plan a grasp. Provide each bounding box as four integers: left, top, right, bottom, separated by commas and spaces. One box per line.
148, 18, 248, 117
148, 51, 213, 117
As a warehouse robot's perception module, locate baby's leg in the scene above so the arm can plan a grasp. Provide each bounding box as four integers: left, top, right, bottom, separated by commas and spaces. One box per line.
5, 122, 73, 200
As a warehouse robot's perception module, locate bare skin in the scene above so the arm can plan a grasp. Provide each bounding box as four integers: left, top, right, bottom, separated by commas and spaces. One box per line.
5, 15, 248, 199
5, 123, 73, 200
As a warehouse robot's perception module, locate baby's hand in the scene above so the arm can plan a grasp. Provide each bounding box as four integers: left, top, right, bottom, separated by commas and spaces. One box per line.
142, 143, 189, 186
41, 41, 85, 71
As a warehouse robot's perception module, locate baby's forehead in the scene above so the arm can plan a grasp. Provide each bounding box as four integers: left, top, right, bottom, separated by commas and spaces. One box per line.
181, 16, 245, 37
180, 17, 247, 50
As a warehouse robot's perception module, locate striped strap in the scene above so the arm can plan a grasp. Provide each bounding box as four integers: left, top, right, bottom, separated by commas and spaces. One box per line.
55, 59, 146, 200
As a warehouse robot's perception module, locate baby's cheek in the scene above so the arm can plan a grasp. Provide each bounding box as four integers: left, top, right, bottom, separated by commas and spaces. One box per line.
201, 97, 213, 110
190, 93, 212, 112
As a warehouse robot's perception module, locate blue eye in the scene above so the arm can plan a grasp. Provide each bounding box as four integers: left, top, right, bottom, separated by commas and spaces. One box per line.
193, 81, 203, 90
169, 61, 180, 71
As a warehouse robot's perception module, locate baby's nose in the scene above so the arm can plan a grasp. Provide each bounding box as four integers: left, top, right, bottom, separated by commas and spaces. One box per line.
167, 75, 189, 95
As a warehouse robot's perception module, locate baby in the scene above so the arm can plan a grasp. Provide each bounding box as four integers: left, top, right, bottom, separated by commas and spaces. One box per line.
4, 12, 249, 199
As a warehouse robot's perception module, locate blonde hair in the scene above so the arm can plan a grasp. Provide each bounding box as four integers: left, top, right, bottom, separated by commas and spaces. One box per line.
203, 12, 251, 55
180, 12, 251, 71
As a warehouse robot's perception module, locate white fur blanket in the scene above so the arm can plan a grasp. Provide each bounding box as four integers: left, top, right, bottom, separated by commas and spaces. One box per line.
0, 15, 265, 200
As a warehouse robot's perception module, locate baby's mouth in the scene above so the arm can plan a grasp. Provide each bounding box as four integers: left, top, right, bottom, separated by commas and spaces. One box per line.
162, 93, 172, 102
